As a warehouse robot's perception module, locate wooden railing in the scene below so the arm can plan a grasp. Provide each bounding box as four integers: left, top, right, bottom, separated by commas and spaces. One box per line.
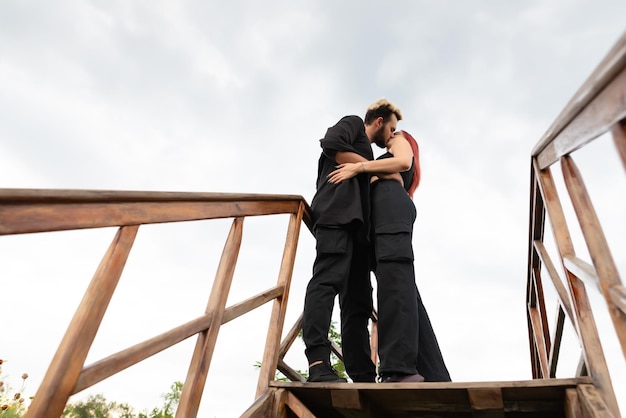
0, 189, 312, 417
526, 32, 626, 416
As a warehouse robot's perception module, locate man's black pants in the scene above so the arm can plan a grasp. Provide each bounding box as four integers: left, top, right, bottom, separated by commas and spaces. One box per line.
302, 225, 376, 382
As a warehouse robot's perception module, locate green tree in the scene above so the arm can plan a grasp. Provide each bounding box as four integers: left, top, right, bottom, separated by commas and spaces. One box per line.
1, 356, 184, 418
138, 381, 182, 418
61, 394, 135, 418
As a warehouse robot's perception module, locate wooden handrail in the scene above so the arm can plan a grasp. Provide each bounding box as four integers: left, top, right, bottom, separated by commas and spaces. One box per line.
0, 189, 313, 235
532, 31, 626, 168
527, 31, 626, 417
0, 189, 313, 417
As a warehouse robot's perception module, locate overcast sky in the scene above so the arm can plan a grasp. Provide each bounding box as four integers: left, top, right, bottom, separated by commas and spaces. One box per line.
1, 1, 625, 417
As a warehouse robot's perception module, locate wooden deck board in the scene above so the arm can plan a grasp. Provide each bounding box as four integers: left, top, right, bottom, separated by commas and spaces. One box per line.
269, 378, 591, 418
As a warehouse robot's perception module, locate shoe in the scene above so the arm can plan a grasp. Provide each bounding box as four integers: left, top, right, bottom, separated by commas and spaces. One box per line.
307, 362, 348, 382
351, 375, 376, 383
380, 372, 425, 383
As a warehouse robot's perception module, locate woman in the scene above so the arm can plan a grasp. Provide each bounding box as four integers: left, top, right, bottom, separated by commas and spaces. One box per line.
328, 130, 450, 383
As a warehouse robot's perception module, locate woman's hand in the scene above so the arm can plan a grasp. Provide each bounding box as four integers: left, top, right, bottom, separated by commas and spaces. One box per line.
327, 162, 361, 184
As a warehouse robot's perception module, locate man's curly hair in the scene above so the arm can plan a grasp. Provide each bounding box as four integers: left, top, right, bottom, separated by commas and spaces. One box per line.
364, 98, 402, 125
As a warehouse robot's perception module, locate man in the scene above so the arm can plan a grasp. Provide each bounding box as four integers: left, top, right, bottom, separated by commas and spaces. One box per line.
302, 99, 402, 382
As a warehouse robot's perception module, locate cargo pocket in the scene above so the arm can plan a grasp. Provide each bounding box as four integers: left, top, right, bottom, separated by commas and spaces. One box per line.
374, 223, 413, 262
315, 226, 348, 254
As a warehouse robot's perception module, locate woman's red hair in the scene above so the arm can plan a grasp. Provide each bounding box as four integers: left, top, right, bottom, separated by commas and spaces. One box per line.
400, 130, 421, 198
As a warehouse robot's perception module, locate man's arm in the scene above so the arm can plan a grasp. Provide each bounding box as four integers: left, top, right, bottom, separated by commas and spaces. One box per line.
335, 151, 403, 184
335, 151, 367, 164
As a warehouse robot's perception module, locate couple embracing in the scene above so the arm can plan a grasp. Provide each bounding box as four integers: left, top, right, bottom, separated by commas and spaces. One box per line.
302, 99, 451, 384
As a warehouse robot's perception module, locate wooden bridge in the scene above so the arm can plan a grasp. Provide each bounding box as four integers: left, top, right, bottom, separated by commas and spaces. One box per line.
2, 32, 625, 418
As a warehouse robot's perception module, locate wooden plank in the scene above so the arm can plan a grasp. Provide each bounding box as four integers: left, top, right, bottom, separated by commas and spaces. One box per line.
561, 156, 626, 359
526, 171, 545, 377
563, 388, 584, 418
222, 285, 284, 324
611, 120, 626, 172
256, 206, 305, 396
74, 285, 285, 393
271, 377, 590, 391
272, 378, 589, 417
279, 313, 303, 358
564, 255, 601, 292
549, 305, 566, 378
330, 389, 387, 418
467, 388, 504, 411
0, 200, 301, 235
73, 312, 214, 393
272, 389, 289, 418
240, 389, 275, 418
277, 358, 306, 383
330, 340, 344, 361
331, 389, 362, 410
532, 159, 620, 413
177, 218, 243, 418
566, 271, 620, 417
528, 306, 550, 378
25, 225, 138, 418
528, 170, 546, 275
577, 384, 615, 418
284, 390, 317, 418
533, 33, 626, 162
536, 65, 626, 169
533, 240, 576, 328
0, 188, 307, 203
533, 162, 575, 256
0, 189, 314, 234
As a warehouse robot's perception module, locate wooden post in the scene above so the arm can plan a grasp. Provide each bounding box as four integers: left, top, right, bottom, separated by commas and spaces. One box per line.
176, 217, 244, 418
25, 225, 138, 418
562, 156, 626, 359
255, 204, 304, 397
534, 160, 620, 416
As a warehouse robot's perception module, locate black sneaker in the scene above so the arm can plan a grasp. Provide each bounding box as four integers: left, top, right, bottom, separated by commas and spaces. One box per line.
307, 362, 348, 382
380, 372, 425, 383
351, 374, 377, 383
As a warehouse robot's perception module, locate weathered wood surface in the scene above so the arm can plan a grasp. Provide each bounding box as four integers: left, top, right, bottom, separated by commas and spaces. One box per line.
561, 156, 626, 359
270, 378, 592, 418
532, 32, 626, 168
531, 162, 620, 416
0, 189, 313, 234
177, 218, 243, 417
25, 226, 138, 418
256, 206, 305, 397
74, 284, 285, 394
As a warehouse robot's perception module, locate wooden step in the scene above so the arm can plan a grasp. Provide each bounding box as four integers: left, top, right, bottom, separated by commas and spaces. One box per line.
260, 377, 593, 417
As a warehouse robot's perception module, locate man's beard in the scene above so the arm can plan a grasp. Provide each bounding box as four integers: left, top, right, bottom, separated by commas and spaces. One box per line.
373, 127, 387, 148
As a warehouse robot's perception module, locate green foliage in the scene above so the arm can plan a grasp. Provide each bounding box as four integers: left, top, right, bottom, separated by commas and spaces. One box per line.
0, 355, 182, 418
62, 380, 183, 418
61, 394, 135, 418
137, 381, 182, 418
0, 359, 29, 418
